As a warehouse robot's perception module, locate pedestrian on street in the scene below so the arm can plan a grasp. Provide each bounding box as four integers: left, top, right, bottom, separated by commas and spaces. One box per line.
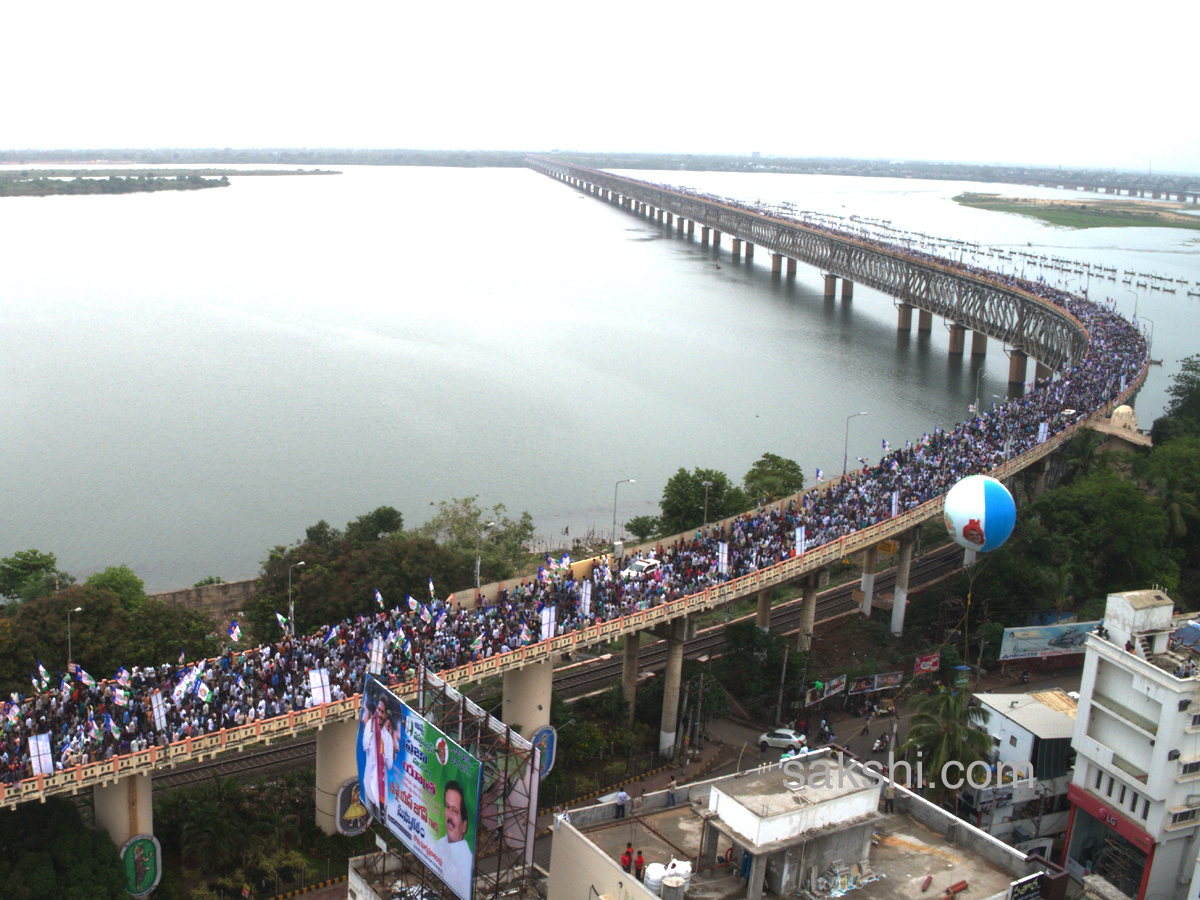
621, 844, 633, 873
667, 776, 678, 807
884, 783, 895, 814
635, 851, 646, 881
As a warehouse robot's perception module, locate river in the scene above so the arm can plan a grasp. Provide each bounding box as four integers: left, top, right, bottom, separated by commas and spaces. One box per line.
1, 165, 1194, 591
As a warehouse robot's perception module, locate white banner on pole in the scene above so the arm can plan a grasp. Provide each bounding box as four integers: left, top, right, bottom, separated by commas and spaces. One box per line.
369, 638, 385, 675
540, 604, 556, 640
1037, 422, 1050, 443
795, 525, 807, 555
891, 490, 899, 518
150, 690, 167, 732
30, 732, 53, 776
718, 542, 729, 575
580, 580, 592, 618
308, 667, 331, 705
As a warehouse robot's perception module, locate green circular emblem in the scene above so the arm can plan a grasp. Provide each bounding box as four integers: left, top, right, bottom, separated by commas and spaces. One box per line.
121, 834, 162, 897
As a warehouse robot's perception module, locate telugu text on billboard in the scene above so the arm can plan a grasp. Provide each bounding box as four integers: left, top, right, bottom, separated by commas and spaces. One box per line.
357, 675, 482, 900
999, 622, 1099, 660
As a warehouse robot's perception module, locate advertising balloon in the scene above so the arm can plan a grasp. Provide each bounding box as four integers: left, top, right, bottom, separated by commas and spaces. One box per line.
943, 475, 1016, 552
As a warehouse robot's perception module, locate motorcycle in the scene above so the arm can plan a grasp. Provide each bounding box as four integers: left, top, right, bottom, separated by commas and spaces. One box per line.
872, 734, 890, 753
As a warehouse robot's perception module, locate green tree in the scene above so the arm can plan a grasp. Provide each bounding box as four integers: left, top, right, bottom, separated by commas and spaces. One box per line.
304, 519, 343, 551
84, 564, 146, 609
344, 506, 403, 543
900, 686, 991, 806
194, 575, 224, 587
658, 468, 750, 536
624, 515, 661, 542
1061, 427, 1106, 484
1152, 354, 1200, 444
418, 496, 534, 579
1153, 472, 1198, 547
742, 452, 805, 502
0, 796, 126, 900
0, 549, 68, 602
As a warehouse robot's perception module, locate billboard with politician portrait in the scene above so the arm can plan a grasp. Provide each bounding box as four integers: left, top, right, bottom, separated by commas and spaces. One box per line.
357, 675, 482, 900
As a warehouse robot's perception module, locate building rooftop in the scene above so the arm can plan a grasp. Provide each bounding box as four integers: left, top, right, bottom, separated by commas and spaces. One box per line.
976, 689, 1077, 740
716, 755, 871, 816
1115, 589, 1173, 611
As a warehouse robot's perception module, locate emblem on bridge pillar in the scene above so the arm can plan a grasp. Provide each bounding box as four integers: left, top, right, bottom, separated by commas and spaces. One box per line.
120, 834, 162, 897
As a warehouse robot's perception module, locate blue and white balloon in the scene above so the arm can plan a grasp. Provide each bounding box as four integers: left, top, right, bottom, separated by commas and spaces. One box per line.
943, 475, 1016, 553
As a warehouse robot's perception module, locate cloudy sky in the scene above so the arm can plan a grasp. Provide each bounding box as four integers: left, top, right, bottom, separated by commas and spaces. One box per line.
5, 1, 1197, 174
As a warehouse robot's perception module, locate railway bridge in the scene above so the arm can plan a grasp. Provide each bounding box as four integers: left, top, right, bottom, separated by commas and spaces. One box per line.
0, 166, 1146, 859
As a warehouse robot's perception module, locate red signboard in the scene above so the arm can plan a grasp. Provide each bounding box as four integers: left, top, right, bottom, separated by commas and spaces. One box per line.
914, 652, 940, 676
1067, 782, 1155, 853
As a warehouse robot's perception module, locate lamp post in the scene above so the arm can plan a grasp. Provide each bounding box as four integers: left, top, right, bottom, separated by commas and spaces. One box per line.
701, 480, 713, 531
974, 367, 985, 412
612, 479, 635, 552
67, 606, 82, 663
842, 411, 869, 477
1124, 287, 1139, 322
475, 521, 496, 590
1139, 315, 1155, 353
288, 561, 305, 636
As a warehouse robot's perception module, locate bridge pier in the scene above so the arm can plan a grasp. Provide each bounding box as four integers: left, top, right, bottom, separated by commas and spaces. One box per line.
94, 772, 153, 849
890, 531, 917, 636
917, 310, 933, 333
657, 209, 664, 223
701, 226, 710, 244
786, 257, 797, 277
842, 279, 854, 301
730, 238, 742, 259
503, 657, 554, 736
1033, 459, 1050, 496
797, 570, 827, 651
824, 274, 837, 300
745, 243, 754, 261
713, 230, 721, 248
897, 303, 913, 331
756, 588, 772, 632
623, 633, 639, 726
859, 546, 878, 615
948, 323, 966, 355
676, 217, 683, 233
1008, 350, 1028, 385
315, 716, 359, 835
972, 331, 988, 356
659, 618, 688, 755
687, 220, 694, 235
771, 253, 782, 274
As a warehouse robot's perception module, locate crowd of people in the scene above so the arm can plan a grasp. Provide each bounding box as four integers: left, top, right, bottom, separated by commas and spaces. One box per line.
0, 172, 1148, 787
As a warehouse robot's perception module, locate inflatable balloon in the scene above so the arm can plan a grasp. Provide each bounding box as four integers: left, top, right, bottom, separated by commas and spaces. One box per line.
943, 475, 1016, 553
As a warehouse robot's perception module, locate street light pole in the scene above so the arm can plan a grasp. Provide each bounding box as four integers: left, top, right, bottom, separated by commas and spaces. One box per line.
701, 480, 713, 531
842, 411, 869, 477
67, 606, 82, 663
974, 367, 985, 412
288, 561, 305, 636
475, 522, 496, 590
612, 479, 635, 554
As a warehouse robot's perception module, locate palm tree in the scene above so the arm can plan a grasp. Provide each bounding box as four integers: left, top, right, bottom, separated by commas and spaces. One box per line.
1062, 428, 1105, 484
900, 686, 992, 811
1153, 473, 1198, 547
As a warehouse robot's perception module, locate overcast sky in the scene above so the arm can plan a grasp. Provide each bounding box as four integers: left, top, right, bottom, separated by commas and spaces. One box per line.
5, 1, 1197, 174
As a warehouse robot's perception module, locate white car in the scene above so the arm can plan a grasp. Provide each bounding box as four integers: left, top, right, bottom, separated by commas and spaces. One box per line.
758, 728, 807, 752
622, 558, 661, 577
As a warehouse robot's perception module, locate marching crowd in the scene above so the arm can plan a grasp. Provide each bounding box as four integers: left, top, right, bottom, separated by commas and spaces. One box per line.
0, 174, 1148, 786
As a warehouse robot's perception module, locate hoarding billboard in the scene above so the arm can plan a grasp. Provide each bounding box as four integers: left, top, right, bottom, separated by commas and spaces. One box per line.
999, 622, 1099, 660
357, 675, 482, 900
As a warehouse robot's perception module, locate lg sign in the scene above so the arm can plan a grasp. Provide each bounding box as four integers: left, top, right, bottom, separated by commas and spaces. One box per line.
1097, 807, 1121, 828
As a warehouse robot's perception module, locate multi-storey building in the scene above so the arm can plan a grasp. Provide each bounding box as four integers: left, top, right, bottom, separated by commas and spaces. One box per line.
1064, 590, 1200, 900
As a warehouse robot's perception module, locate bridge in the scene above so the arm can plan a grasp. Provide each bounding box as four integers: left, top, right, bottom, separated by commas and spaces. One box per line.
0, 164, 1147, 858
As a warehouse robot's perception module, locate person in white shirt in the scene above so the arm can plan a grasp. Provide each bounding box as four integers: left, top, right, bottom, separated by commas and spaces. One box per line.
360, 694, 396, 820
432, 781, 474, 900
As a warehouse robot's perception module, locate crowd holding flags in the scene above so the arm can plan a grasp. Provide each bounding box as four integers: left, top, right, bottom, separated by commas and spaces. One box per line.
275, 611, 288, 632
228, 620, 242, 643
374, 589, 384, 610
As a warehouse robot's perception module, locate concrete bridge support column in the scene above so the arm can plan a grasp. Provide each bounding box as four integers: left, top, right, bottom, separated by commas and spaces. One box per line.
94, 772, 153, 849
687, 220, 694, 235
859, 546, 878, 616
972, 331, 988, 355
917, 310, 933, 333
824, 274, 838, 299
657, 209, 664, 223
890, 533, 916, 636
701, 226, 710, 244
842, 279, 854, 301
948, 324, 966, 355
771, 253, 783, 274
315, 716, 360, 835
745, 243, 754, 260
659, 618, 688, 755
713, 230, 721, 247
503, 657, 554, 737
623, 633, 639, 725
1033, 460, 1050, 497
1035, 361, 1053, 382
756, 588, 772, 632
897, 303, 913, 331
676, 217, 683, 233
730, 238, 742, 259
797, 571, 824, 651
786, 258, 797, 277
1008, 350, 1028, 385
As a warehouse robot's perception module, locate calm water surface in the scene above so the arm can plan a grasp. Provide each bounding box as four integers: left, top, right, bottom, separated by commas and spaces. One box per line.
1, 166, 1195, 591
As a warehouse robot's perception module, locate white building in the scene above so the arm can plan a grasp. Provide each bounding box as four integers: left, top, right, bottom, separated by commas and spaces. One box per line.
960, 689, 1077, 857
1064, 589, 1200, 900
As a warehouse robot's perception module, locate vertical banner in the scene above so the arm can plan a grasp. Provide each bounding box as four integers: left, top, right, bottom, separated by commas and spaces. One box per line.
795, 525, 806, 556
718, 542, 729, 575
891, 491, 899, 518
369, 638, 385, 675
539, 605, 556, 640
357, 676, 482, 900
1037, 422, 1050, 443
150, 691, 167, 732
580, 580, 592, 619
308, 668, 331, 705
29, 732, 53, 775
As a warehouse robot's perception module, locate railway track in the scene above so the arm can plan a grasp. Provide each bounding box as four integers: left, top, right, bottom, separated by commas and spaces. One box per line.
553, 543, 961, 697
152, 737, 317, 792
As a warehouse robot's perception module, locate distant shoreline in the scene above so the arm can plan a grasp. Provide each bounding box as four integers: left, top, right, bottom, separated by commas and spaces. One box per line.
0, 168, 339, 198
952, 192, 1200, 230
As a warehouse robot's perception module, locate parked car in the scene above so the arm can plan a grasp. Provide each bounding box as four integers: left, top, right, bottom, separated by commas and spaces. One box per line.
758, 728, 806, 752
622, 558, 660, 577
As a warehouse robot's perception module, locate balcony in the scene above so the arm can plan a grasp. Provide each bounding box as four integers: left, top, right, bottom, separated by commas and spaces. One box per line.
1092, 690, 1159, 735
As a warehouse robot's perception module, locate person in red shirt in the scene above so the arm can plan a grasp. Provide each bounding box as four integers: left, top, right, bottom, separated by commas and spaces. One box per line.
635, 852, 646, 881
621, 845, 633, 873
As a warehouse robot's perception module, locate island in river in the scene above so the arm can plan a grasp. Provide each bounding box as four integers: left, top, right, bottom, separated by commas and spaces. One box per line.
953, 192, 1200, 230
0, 168, 338, 198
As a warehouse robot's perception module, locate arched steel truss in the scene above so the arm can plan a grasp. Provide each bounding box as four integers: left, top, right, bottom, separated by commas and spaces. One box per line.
527, 157, 1089, 370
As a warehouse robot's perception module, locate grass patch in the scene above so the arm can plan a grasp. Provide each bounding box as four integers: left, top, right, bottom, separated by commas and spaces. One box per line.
953, 192, 1200, 230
